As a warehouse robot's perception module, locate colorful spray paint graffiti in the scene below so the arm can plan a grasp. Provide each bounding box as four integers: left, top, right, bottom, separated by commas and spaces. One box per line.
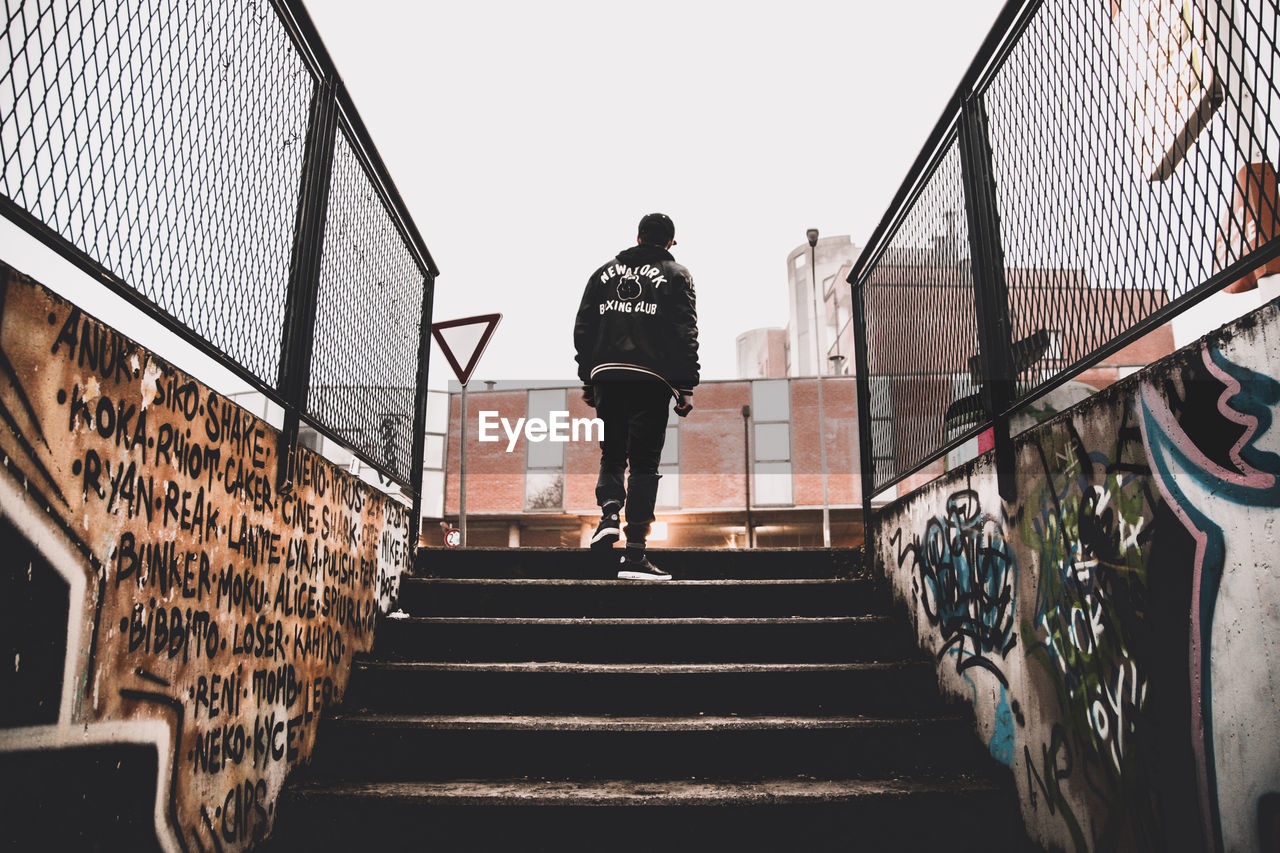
1141, 342, 1280, 853
1016, 412, 1165, 851
0, 267, 409, 851
1013, 338, 1280, 853
891, 489, 1017, 685
877, 303, 1280, 853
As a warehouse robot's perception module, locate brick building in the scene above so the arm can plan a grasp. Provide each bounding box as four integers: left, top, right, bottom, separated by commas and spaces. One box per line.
431, 377, 865, 549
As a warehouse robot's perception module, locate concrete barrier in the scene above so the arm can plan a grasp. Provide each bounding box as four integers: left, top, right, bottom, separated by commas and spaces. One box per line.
0, 263, 408, 851
872, 297, 1280, 852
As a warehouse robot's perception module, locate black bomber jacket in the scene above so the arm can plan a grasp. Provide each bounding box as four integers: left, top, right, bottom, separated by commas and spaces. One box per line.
573, 244, 700, 395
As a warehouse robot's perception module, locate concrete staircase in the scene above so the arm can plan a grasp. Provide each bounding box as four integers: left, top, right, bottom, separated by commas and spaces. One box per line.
268, 548, 1029, 851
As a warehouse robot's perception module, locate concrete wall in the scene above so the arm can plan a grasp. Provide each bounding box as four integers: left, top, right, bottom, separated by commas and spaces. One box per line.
0, 264, 409, 851
871, 297, 1280, 852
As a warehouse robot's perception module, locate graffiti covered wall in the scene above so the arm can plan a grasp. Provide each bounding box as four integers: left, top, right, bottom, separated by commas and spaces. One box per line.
0, 264, 409, 851
874, 298, 1280, 853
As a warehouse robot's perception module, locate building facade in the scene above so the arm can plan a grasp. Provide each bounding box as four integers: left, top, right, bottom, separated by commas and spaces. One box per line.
426, 377, 864, 549
786, 234, 860, 377
738, 235, 860, 381
734, 327, 788, 379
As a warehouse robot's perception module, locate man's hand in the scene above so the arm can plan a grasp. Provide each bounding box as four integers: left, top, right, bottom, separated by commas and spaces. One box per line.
582, 384, 597, 408
674, 392, 693, 417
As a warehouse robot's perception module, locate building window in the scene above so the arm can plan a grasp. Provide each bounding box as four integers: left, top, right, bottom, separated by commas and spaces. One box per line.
753, 379, 789, 420
754, 423, 790, 461
754, 461, 793, 505
524, 470, 563, 511
751, 379, 793, 505
422, 434, 442, 468
525, 388, 565, 510
421, 390, 449, 519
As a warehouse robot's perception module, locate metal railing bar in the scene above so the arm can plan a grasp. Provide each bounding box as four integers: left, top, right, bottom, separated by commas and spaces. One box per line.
266, 0, 331, 81
0, 195, 292, 410
850, 0, 1032, 285
268, 0, 438, 279
851, 126, 963, 288
277, 74, 340, 492
331, 103, 438, 280
408, 275, 436, 538
3, 0, 440, 502
860, 230, 1280, 500
989, 236, 1280, 421
2, 190, 423, 497
852, 0, 1280, 499
967, 0, 1045, 98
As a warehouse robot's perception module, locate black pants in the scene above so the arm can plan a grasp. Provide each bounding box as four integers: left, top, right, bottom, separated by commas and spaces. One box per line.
594, 380, 671, 545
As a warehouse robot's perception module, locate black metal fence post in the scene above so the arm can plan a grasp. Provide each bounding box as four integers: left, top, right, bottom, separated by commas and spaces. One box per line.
957, 92, 1018, 503
276, 77, 339, 493
408, 274, 436, 551
850, 277, 879, 575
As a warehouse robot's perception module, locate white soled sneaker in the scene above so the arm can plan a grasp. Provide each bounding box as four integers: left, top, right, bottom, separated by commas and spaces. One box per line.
617, 552, 671, 581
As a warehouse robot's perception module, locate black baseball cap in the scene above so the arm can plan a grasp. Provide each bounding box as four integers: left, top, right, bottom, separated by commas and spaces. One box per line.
638, 212, 676, 246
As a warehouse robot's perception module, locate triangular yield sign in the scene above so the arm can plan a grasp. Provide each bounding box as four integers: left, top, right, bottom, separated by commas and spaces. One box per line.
431, 314, 502, 387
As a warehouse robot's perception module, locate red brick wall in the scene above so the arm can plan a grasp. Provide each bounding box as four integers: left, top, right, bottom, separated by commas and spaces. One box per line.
444, 389, 527, 515
678, 382, 751, 509
789, 378, 860, 507
442, 379, 869, 518
564, 393, 601, 513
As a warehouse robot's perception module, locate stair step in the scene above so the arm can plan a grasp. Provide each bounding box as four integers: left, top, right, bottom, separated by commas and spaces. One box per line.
324, 712, 961, 731
374, 614, 915, 663
266, 545, 1031, 851
415, 547, 865, 580
302, 713, 991, 780
346, 660, 950, 715
396, 576, 881, 617
283, 774, 1008, 805
269, 776, 1029, 852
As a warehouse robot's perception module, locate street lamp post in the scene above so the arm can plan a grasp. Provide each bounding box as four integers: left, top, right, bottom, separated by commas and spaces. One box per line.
459, 383, 468, 546
742, 404, 754, 548
808, 228, 831, 548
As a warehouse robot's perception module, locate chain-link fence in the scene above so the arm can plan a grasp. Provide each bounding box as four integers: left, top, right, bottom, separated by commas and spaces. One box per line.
858, 138, 977, 489
0, 0, 437, 516
851, 0, 1280, 499
308, 126, 426, 478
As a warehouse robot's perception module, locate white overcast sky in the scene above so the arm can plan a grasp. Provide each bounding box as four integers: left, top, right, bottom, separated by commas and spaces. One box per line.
302, 0, 1007, 387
